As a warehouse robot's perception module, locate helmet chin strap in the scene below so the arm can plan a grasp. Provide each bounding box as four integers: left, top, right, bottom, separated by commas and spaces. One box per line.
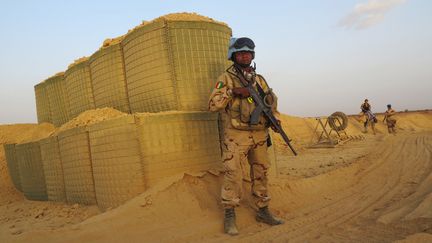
234, 61, 256, 70
236, 62, 250, 68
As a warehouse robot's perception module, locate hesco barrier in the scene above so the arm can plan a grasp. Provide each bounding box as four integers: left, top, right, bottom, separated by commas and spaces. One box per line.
34, 82, 51, 124
15, 142, 48, 201
3, 143, 22, 192
58, 126, 96, 205
39, 136, 66, 202
122, 19, 231, 113
88, 115, 145, 211
135, 111, 221, 186
45, 73, 70, 127
89, 39, 131, 114
64, 59, 95, 120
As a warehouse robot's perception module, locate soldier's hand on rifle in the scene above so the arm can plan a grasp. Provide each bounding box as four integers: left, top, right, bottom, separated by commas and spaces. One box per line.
270, 119, 282, 133
231, 87, 250, 98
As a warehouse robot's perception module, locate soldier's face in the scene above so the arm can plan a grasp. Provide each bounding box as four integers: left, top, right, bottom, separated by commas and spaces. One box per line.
234, 51, 253, 66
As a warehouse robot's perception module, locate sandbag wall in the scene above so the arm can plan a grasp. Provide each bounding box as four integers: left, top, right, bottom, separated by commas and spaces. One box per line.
64, 59, 96, 120
3, 143, 22, 192
122, 19, 231, 113
15, 141, 48, 201
89, 38, 131, 114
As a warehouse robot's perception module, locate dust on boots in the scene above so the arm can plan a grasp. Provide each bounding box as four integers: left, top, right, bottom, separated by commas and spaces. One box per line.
224, 208, 238, 235
256, 206, 284, 225
224, 206, 284, 236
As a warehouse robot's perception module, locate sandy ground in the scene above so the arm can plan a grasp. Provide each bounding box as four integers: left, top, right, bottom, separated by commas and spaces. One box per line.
1, 111, 432, 242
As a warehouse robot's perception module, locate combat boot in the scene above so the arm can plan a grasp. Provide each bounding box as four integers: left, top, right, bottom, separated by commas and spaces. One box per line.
224, 208, 239, 235
256, 206, 284, 225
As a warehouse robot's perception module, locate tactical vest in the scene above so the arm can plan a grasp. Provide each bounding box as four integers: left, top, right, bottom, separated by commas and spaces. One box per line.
227, 72, 273, 131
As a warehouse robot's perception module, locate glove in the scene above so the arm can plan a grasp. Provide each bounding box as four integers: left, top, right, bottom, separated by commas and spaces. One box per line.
231, 87, 250, 98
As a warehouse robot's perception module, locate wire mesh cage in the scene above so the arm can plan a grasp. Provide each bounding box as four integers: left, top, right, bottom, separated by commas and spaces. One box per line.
39, 136, 67, 202
135, 111, 221, 186
58, 126, 97, 205
64, 59, 96, 119
88, 115, 145, 211
15, 141, 48, 201
89, 38, 131, 114
3, 143, 22, 192
34, 82, 52, 124
122, 16, 231, 113
45, 73, 70, 127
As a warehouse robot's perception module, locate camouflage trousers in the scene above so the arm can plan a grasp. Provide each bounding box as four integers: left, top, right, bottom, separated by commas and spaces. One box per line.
221, 137, 271, 209
386, 118, 396, 128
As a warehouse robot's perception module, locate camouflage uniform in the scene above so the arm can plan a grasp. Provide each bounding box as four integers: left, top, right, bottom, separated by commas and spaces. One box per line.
384, 108, 397, 132
208, 65, 279, 209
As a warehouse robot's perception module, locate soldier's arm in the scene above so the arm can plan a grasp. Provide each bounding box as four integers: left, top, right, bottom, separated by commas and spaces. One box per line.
208, 74, 232, 112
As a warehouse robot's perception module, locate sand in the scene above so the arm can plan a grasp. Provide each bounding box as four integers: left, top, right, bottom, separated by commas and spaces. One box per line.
1, 110, 432, 242
67, 56, 90, 69
127, 12, 228, 34
101, 35, 124, 49
53, 107, 128, 134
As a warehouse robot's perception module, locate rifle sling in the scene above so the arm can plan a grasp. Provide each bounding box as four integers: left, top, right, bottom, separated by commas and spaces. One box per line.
233, 65, 267, 99
233, 65, 272, 127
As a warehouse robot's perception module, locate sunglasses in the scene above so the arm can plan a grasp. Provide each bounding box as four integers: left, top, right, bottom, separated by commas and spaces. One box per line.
233, 37, 255, 49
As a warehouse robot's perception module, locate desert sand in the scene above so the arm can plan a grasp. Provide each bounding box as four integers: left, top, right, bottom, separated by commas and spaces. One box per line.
1, 110, 432, 242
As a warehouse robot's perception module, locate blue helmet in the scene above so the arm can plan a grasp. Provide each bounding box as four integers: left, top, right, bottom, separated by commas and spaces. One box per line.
227, 37, 255, 60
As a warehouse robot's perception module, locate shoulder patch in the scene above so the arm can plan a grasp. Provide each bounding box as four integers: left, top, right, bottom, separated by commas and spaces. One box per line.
215, 81, 225, 89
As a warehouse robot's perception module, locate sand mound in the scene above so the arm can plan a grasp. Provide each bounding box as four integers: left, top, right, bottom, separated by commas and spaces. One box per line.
0, 123, 55, 145
128, 12, 228, 34
54, 107, 128, 134
0, 147, 24, 205
274, 111, 432, 153
0, 123, 56, 208
100, 35, 125, 49
153, 12, 227, 25
67, 56, 89, 69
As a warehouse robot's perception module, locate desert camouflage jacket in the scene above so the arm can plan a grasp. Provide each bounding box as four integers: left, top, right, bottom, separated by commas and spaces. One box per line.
208, 65, 280, 144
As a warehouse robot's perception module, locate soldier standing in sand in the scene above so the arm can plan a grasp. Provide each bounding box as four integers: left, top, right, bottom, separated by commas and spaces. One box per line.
208, 37, 284, 235
383, 104, 397, 134
360, 99, 371, 114
360, 99, 376, 134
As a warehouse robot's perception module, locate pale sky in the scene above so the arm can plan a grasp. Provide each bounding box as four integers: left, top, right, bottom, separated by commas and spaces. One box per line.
1, 0, 431, 124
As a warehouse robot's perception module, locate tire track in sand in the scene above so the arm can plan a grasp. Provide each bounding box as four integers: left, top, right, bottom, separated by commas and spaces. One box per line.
221, 132, 432, 242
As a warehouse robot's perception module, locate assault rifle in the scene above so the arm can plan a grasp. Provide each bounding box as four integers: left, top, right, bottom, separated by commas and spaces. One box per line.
234, 66, 297, 156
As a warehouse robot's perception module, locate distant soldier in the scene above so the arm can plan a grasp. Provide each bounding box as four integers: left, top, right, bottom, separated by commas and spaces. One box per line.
359, 99, 376, 134
208, 37, 284, 236
360, 99, 371, 113
383, 104, 397, 134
